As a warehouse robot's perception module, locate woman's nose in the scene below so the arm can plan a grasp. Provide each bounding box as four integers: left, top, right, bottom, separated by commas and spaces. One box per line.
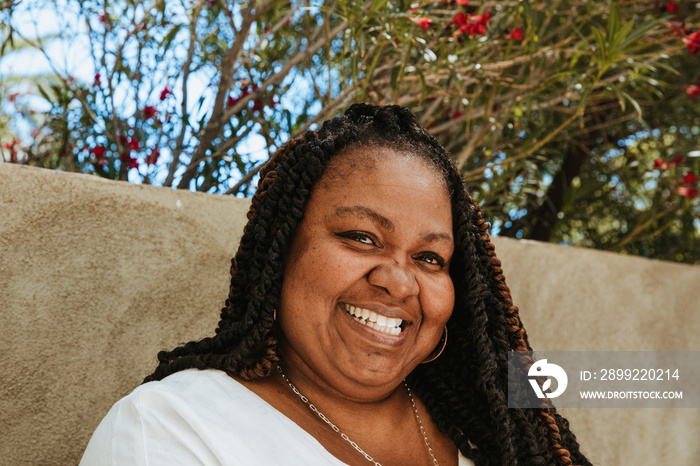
367, 259, 419, 299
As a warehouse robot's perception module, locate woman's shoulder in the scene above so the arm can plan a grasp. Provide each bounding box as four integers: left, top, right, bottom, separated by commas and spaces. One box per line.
128, 368, 251, 406
80, 369, 348, 465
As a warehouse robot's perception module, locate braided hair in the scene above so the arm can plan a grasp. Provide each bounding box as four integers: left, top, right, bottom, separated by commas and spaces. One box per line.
145, 104, 591, 466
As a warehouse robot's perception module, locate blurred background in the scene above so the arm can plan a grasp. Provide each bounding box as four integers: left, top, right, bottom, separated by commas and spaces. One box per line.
1, 0, 699, 263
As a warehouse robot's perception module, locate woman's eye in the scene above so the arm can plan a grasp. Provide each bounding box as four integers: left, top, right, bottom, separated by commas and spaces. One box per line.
338, 231, 376, 245
416, 253, 446, 267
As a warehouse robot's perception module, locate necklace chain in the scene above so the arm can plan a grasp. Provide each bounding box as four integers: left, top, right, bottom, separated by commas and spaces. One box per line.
276, 365, 440, 466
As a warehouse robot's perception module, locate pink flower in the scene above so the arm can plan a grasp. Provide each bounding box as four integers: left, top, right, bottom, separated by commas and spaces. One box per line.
508, 28, 524, 41
456, 0, 469, 5
684, 31, 700, 55
411, 17, 432, 33
160, 86, 171, 101
687, 84, 700, 99
143, 105, 157, 119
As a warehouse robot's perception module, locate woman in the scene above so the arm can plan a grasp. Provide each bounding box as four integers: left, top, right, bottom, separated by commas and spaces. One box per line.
81, 104, 590, 465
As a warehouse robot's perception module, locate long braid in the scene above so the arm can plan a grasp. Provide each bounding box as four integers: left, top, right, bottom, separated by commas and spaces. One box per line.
468, 197, 580, 465
143, 104, 591, 465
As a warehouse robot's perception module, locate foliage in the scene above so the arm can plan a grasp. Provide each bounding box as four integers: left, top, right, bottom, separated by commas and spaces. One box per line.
1, 0, 699, 263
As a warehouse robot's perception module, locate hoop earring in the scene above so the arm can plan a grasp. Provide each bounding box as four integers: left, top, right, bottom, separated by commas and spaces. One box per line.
421, 326, 447, 364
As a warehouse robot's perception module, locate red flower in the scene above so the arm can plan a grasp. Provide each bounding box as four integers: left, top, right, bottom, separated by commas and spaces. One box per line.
456, 0, 469, 5
687, 84, 700, 99
472, 11, 491, 26
449, 111, 463, 119
118, 135, 140, 152
92, 146, 106, 158
128, 137, 140, 152
452, 13, 468, 26
452, 11, 490, 37
127, 155, 140, 170
508, 28, 524, 41
94, 73, 101, 87
666, 20, 688, 37
411, 17, 432, 33
666, 2, 678, 13
143, 105, 157, 119
676, 186, 698, 199
684, 31, 700, 55
160, 86, 171, 101
653, 158, 666, 169
683, 172, 697, 185
671, 155, 685, 166
146, 147, 160, 166
227, 86, 253, 111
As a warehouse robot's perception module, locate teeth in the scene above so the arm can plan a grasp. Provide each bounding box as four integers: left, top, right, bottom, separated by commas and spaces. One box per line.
343, 303, 403, 336
386, 317, 401, 328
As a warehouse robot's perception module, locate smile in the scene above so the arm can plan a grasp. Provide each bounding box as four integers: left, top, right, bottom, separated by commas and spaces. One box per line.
343, 303, 403, 336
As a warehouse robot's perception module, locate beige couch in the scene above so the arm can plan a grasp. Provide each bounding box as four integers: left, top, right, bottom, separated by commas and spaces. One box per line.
1, 163, 698, 465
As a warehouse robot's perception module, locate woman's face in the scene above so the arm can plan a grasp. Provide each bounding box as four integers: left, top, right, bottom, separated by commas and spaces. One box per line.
278, 146, 455, 399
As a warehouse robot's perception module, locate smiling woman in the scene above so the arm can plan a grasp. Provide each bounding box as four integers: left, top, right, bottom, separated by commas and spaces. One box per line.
79, 104, 592, 466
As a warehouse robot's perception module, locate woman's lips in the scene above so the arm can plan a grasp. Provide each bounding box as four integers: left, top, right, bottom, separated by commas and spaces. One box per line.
343, 303, 404, 336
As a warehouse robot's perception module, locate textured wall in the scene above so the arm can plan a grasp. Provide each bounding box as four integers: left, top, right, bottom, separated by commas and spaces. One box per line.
1, 163, 698, 465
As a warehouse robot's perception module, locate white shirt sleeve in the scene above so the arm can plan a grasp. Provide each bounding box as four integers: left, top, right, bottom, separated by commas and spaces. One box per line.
80, 382, 233, 465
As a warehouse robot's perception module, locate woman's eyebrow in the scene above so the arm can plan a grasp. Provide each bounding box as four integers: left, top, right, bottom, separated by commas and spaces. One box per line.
420, 232, 454, 247
335, 206, 395, 231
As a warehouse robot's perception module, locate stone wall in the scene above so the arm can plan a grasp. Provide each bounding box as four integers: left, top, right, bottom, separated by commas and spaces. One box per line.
1, 163, 698, 465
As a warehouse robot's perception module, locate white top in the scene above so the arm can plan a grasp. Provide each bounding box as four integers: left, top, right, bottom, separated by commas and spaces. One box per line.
80, 369, 475, 466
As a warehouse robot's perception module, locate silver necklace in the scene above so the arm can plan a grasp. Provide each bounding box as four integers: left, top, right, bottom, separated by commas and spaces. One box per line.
276, 365, 440, 466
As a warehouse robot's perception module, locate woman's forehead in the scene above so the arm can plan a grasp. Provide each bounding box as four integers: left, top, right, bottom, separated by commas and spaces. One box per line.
319, 145, 447, 190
